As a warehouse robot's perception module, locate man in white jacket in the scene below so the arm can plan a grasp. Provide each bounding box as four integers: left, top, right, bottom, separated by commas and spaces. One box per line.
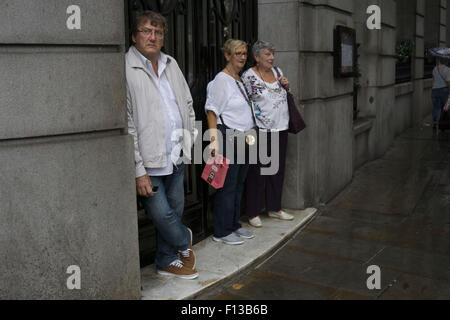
126, 11, 197, 279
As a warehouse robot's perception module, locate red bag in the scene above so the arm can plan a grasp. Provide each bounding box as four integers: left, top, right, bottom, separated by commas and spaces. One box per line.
201, 155, 230, 189
445, 94, 450, 112
439, 94, 450, 131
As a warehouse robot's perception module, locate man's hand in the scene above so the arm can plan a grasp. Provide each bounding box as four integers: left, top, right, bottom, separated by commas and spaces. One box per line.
136, 175, 154, 197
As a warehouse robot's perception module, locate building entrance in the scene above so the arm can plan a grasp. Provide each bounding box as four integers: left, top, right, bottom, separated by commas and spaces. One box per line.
126, 0, 258, 267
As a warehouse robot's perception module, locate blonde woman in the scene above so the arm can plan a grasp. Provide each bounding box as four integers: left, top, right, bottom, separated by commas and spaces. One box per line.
205, 39, 255, 245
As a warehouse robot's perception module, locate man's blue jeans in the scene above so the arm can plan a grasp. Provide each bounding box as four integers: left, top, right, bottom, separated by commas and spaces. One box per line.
140, 163, 190, 270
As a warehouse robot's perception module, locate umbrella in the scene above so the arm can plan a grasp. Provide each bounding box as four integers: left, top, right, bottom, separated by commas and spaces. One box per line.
428, 47, 450, 59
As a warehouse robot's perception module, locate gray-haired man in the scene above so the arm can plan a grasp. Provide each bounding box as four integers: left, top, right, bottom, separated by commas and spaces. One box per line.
126, 11, 198, 279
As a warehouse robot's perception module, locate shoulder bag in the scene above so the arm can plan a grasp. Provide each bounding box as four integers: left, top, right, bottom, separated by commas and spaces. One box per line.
275, 67, 306, 134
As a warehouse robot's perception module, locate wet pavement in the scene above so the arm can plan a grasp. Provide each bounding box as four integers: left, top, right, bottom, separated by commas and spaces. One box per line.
196, 125, 450, 300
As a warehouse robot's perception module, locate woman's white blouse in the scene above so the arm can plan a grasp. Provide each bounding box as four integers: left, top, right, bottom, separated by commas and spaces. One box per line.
242, 67, 289, 131
205, 72, 255, 131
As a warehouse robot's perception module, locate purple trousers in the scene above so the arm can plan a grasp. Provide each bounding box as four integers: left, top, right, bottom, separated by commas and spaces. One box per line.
245, 130, 288, 218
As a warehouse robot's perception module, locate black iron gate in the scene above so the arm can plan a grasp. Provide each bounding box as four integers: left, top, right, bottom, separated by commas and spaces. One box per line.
126, 0, 258, 267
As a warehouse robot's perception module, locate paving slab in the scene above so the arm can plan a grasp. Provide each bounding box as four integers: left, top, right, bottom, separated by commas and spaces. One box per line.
288, 231, 386, 264
379, 274, 450, 300
368, 246, 450, 282
320, 206, 407, 225
329, 160, 430, 216
219, 269, 338, 300
305, 215, 402, 243
258, 246, 400, 299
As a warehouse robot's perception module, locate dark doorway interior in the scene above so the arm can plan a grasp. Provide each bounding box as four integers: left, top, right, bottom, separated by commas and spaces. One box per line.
125, 0, 258, 267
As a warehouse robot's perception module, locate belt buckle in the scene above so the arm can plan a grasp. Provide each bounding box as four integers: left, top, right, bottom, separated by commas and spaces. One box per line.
246, 134, 256, 146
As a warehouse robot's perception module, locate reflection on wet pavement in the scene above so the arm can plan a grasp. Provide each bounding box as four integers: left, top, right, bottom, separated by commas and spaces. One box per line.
198, 126, 450, 300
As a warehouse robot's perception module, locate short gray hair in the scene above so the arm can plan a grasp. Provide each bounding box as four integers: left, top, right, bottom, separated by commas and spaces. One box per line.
252, 40, 276, 57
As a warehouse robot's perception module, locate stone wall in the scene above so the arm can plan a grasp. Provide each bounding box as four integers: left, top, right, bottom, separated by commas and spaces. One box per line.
0, 0, 141, 299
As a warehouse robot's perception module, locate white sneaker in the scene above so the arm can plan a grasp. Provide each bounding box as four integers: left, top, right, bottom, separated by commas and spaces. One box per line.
233, 227, 255, 239
268, 210, 294, 221
248, 216, 262, 228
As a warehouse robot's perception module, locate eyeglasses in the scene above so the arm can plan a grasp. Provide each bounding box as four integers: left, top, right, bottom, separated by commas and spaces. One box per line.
234, 51, 248, 57
137, 28, 164, 38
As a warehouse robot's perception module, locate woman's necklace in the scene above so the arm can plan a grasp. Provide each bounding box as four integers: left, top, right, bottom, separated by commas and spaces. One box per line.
226, 66, 240, 81
255, 67, 279, 92
256, 67, 272, 84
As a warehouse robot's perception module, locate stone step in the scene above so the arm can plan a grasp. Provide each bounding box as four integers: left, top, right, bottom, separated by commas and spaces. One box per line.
140, 208, 318, 300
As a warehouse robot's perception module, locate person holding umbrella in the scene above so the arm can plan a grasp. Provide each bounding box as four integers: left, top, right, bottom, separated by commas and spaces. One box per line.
429, 48, 450, 129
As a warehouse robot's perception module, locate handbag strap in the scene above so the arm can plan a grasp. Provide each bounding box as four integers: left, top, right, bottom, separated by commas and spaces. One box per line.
274, 67, 289, 92
437, 65, 448, 86
235, 79, 258, 125
219, 115, 229, 129
274, 67, 282, 87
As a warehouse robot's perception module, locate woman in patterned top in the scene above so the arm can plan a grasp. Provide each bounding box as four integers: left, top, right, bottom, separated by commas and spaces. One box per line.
242, 40, 294, 227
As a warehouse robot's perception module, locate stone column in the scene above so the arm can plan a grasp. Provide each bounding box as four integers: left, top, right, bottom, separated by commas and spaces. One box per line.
425, 0, 443, 47
0, 0, 141, 299
412, 0, 425, 125
422, 0, 443, 120
354, 0, 397, 159
447, 0, 450, 44
441, 0, 447, 46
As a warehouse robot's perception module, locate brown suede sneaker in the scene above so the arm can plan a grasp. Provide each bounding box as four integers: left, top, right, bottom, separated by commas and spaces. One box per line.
157, 260, 198, 280
180, 249, 196, 270
180, 228, 196, 269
